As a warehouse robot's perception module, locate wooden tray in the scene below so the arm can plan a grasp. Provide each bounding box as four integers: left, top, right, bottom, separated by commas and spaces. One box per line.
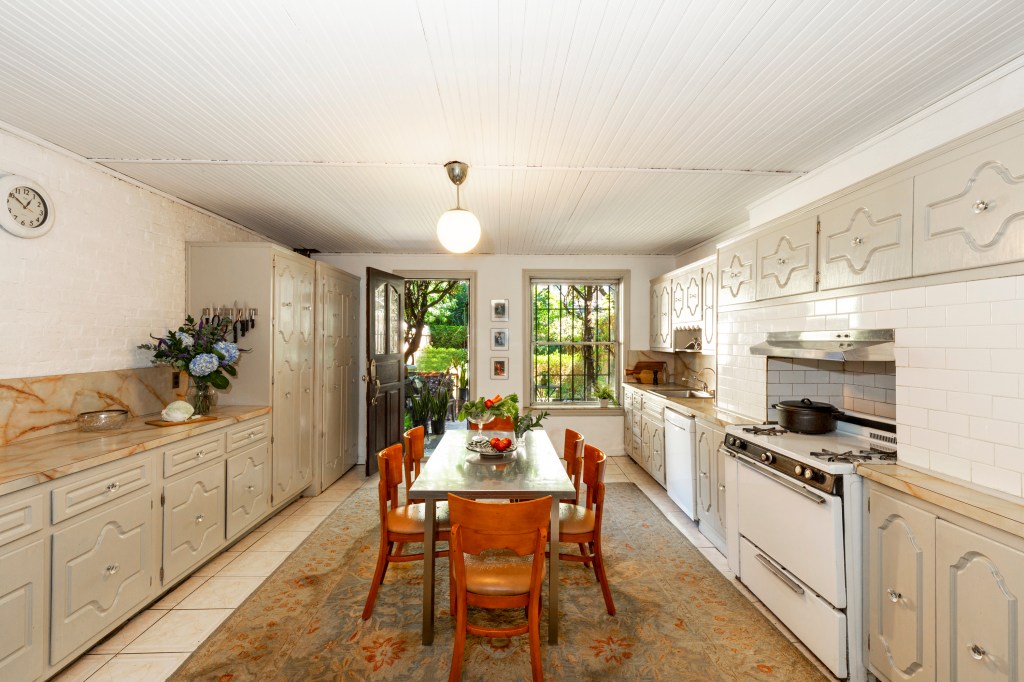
144, 415, 218, 427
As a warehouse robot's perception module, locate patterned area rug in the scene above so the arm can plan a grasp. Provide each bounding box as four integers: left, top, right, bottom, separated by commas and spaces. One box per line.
170, 482, 825, 681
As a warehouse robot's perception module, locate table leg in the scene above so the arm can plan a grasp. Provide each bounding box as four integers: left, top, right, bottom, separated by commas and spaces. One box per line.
548, 496, 559, 644
422, 498, 436, 645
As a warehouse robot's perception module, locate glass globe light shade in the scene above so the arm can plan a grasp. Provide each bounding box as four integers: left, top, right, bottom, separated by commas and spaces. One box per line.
436, 208, 481, 253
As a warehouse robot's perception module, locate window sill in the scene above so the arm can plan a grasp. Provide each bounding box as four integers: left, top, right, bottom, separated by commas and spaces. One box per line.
528, 405, 625, 417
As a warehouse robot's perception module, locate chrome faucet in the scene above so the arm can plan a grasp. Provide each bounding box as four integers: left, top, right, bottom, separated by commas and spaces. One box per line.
687, 374, 709, 392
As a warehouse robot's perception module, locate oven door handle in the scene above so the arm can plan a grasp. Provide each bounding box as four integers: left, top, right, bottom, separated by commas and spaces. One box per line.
755, 553, 805, 596
736, 457, 826, 505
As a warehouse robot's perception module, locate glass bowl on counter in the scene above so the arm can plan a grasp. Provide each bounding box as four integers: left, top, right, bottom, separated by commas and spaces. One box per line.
77, 409, 129, 432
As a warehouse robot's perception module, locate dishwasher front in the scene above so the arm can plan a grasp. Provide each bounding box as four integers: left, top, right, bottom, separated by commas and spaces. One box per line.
664, 409, 696, 520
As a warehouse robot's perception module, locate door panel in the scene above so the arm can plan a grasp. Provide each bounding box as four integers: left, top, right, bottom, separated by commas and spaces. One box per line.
365, 268, 405, 475
0, 539, 45, 681
163, 462, 225, 584
756, 213, 817, 300
718, 239, 756, 305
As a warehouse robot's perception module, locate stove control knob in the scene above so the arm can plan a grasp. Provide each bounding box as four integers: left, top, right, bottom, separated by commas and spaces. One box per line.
726, 436, 736, 446
760, 452, 774, 464
794, 465, 803, 476
803, 468, 815, 480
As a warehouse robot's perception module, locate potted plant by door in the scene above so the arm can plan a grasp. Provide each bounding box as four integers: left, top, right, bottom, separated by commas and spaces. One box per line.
451, 357, 470, 405
410, 392, 430, 431
428, 380, 452, 435
593, 382, 617, 408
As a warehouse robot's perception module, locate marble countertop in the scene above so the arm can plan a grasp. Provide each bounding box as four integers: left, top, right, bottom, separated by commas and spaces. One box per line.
859, 463, 1024, 540
0, 405, 271, 497
623, 382, 748, 428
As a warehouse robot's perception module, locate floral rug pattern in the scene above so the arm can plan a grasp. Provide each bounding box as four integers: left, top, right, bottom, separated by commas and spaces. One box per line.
170, 482, 826, 681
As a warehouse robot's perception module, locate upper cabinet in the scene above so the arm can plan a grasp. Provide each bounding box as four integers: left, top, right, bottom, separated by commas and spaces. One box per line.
913, 133, 1024, 276
649, 277, 671, 350
756, 212, 818, 300
718, 238, 757, 305
818, 178, 914, 290
701, 266, 716, 354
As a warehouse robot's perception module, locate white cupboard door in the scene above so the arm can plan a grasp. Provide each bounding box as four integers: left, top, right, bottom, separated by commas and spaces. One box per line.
936, 520, 1024, 682
51, 493, 154, 663
701, 268, 716, 355
640, 419, 653, 473
318, 270, 346, 490
914, 133, 1024, 276
684, 268, 702, 322
296, 267, 316, 491
714, 438, 728, 534
867, 489, 936, 682
819, 179, 914, 290
696, 426, 713, 519
339, 273, 360, 474
650, 420, 665, 485
718, 239, 756, 305
622, 390, 633, 457
649, 280, 671, 349
226, 442, 269, 539
671, 277, 686, 326
0, 539, 45, 681
163, 463, 225, 584
756, 213, 818, 300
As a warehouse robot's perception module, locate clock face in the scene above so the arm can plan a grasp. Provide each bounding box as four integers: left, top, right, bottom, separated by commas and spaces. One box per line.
7, 186, 47, 229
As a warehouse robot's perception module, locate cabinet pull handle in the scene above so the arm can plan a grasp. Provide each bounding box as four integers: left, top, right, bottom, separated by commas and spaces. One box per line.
730, 271, 740, 278
719, 484, 726, 491
285, 392, 291, 398
851, 236, 863, 246
699, 472, 708, 478
106, 481, 119, 492
303, 305, 312, 310
195, 514, 205, 524
887, 588, 901, 603
967, 643, 986, 660
305, 388, 311, 393
195, 449, 205, 459
281, 302, 292, 307
777, 257, 787, 265
248, 431, 256, 439
105, 563, 120, 575
333, 384, 339, 389
972, 200, 990, 214
247, 485, 255, 491
754, 553, 804, 595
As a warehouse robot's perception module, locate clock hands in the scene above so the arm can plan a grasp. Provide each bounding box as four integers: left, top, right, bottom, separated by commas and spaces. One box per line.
9, 194, 31, 209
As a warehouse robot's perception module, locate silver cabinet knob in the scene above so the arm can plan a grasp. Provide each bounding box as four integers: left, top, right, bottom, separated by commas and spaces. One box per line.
195, 449, 205, 459
247, 484, 255, 491
195, 514, 205, 524
105, 563, 120, 575
699, 472, 708, 478
887, 588, 901, 603
303, 305, 312, 310
731, 271, 740, 278
777, 257, 787, 265
972, 200, 990, 214
718, 484, 726, 491
106, 481, 120, 492
248, 431, 256, 439
967, 643, 986, 660
304, 388, 311, 393
285, 392, 291, 398
281, 301, 292, 307
851, 236, 863, 246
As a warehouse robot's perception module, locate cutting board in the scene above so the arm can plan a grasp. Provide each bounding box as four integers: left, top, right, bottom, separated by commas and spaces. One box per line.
626, 361, 668, 384
145, 415, 218, 427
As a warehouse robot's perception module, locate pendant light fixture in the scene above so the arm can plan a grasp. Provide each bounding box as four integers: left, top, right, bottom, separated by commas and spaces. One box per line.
436, 160, 480, 253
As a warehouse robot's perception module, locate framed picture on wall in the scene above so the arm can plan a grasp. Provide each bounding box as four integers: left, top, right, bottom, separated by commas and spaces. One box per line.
490, 299, 509, 321
490, 328, 509, 350
490, 357, 508, 380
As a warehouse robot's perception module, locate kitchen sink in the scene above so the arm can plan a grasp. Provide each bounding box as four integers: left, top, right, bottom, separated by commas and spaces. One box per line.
651, 389, 713, 399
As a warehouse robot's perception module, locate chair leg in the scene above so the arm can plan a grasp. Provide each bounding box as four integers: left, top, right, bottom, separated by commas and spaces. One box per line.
592, 540, 616, 616
449, 587, 468, 682
528, 592, 544, 681
394, 542, 404, 557
578, 542, 592, 568
362, 540, 392, 620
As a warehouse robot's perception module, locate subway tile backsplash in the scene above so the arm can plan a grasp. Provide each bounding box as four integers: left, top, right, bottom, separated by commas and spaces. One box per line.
766, 358, 896, 421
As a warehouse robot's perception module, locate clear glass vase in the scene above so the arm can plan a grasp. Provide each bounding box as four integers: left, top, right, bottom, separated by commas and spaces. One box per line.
186, 378, 216, 416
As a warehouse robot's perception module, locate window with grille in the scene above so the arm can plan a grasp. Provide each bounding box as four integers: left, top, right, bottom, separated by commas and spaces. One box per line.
529, 277, 620, 406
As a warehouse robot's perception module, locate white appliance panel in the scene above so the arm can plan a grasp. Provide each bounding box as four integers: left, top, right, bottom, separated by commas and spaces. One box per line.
665, 410, 696, 521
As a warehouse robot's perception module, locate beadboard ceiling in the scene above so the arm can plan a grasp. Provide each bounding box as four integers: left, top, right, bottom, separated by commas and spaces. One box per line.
1, 1, 1023, 255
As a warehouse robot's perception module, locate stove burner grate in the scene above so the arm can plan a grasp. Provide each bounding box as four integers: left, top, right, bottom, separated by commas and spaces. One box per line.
743, 426, 788, 436
810, 447, 898, 463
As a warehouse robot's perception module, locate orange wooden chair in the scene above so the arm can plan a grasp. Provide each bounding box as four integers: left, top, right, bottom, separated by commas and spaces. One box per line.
562, 428, 584, 504
478, 415, 514, 431
553, 444, 615, 615
403, 425, 426, 504
362, 443, 450, 620
447, 494, 550, 682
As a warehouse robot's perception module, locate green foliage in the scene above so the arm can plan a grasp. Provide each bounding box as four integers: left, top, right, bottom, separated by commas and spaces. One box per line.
513, 409, 550, 438
424, 380, 453, 420
458, 392, 520, 422
424, 280, 469, 326
414, 347, 467, 373
450, 357, 469, 389
429, 325, 467, 349
593, 382, 617, 404
138, 314, 244, 390
409, 392, 431, 422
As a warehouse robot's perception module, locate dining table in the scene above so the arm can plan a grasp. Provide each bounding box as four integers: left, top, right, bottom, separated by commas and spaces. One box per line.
408, 428, 576, 646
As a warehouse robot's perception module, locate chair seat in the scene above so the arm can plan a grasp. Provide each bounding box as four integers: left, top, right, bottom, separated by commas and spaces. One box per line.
387, 502, 451, 535
557, 503, 595, 535
464, 550, 537, 596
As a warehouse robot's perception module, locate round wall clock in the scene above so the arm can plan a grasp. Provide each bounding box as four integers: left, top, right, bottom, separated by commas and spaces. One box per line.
0, 174, 55, 238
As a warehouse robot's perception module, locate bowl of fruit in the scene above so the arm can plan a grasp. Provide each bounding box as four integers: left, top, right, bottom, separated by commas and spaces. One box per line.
467, 435, 516, 457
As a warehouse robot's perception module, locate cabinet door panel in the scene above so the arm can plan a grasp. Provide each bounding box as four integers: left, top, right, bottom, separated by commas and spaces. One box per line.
718, 239, 756, 305
0, 539, 45, 681
868, 489, 936, 681
227, 442, 269, 539
640, 420, 652, 472
684, 269, 702, 322
819, 179, 914, 290
756, 214, 818, 300
715, 443, 728, 532
696, 427, 713, 518
914, 134, 1024, 276
163, 463, 225, 584
701, 268, 715, 354
936, 520, 1024, 682
650, 421, 665, 486
649, 280, 671, 349
51, 493, 154, 663
671, 277, 686, 324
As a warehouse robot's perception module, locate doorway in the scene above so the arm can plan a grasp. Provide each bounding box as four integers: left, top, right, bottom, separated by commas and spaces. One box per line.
400, 274, 472, 453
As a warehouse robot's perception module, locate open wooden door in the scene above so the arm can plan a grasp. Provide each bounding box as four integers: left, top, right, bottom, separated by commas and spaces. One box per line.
364, 268, 405, 475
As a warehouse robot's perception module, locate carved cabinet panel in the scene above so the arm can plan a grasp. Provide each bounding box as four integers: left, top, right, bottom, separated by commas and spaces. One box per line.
868, 489, 936, 682
0, 539, 45, 681
914, 134, 1024, 276
718, 238, 757, 305
163, 462, 225, 584
226, 442, 269, 539
756, 213, 818, 300
819, 179, 914, 290
672, 268, 702, 325
701, 267, 716, 354
649, 279, 671, 349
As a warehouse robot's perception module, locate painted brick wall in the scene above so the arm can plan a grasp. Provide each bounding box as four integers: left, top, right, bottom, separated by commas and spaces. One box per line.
0, 128, 267, 379
719, 273, 1024, 500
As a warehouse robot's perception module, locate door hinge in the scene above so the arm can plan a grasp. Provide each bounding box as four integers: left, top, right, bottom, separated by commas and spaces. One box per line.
159, 567, 164, 582
271, 435, 275, 444
160, 492, 165, 507
867, 634, 870, 650
816, 218, 821, 233
815, 271, 820, 284
867, 497, 871, 512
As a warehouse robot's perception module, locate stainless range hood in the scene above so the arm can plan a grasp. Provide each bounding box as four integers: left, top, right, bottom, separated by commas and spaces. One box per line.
749, 329, 895, 362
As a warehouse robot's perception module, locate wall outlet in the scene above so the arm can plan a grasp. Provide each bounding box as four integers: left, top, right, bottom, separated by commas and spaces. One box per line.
172, 372, 180, 389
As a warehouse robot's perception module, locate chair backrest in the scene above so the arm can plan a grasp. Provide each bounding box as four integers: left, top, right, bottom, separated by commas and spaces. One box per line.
376, 444, 405, 515
403, 425, 425, 493
447, 494, 551, 558
479, 415, 515, 431
579, 444, 607, 513
563, 428, 584, 501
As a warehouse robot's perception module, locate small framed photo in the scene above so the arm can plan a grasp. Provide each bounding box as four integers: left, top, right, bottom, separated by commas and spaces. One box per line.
490, 328, 509, 350
490, 299, 509, 322
490, 357, 508, 380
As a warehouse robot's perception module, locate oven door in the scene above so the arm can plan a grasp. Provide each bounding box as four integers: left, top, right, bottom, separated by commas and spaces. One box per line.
737, 457, 846, 608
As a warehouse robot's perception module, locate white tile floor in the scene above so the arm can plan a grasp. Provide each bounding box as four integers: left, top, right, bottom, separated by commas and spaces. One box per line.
54, 455, 839, 681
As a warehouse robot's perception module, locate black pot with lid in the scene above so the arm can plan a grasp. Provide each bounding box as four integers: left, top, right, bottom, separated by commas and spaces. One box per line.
773, 397, 844, 434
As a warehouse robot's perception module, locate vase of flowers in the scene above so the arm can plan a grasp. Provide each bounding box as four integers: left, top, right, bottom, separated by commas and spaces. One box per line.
458, 392, 519, 439
139, 315, 244, 416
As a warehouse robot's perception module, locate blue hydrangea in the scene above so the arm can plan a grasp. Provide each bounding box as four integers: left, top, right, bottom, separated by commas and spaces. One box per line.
174, 331, 194, 347
189, 353, 219, 377
213, 341, 240, 364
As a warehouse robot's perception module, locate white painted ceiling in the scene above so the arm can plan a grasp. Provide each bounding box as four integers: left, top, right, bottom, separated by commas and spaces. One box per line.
1, 0, 1023, 255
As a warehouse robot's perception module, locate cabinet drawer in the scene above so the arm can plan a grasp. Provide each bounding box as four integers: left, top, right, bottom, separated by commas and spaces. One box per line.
163, 461, 226, 584
226, 441, 269, 538
0, 490, 45, 546
51, 492, 154, 663
226, 418, 269, 452
163, 432, 225, 477
52, 458, 151, 524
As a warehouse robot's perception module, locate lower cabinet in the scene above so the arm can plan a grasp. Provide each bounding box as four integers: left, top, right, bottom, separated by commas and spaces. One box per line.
162, 462, 225, 585
638, 395, 666, 485
227, 441, 270, 539
695, 421, 727, 555
0, 538, 46, 681
50, 493, 156, 663
867, 482, 1024, 682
